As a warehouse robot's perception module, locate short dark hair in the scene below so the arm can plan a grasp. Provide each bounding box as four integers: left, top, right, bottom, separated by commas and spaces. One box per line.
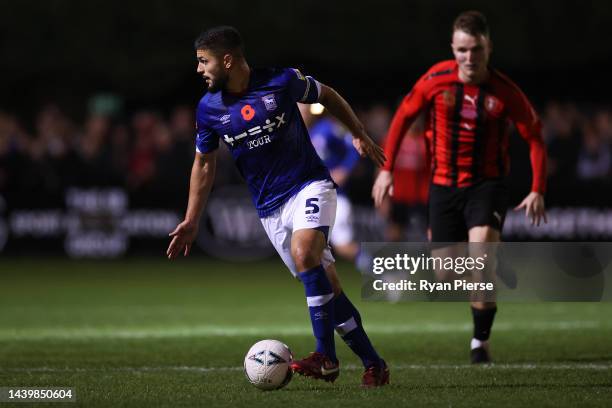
452, 11, 489, 38
194, 26, 244, 56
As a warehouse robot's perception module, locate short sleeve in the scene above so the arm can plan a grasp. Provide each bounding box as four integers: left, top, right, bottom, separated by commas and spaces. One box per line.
285, 68, 321, 104
195, 106, 219, 154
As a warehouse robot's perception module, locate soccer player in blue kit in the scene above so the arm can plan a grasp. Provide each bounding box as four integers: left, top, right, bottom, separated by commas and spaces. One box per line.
166, 26, 389, 387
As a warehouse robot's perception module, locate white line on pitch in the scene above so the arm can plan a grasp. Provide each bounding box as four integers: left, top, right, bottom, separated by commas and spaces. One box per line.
0, 321, 607, 341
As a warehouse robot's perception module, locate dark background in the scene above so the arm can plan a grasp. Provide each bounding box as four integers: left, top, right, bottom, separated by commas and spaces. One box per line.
3, 0, 612, 120
1, 0, 612, 257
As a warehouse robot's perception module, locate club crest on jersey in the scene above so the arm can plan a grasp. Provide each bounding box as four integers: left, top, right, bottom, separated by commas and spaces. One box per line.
485, 95, 503, 116
262, 94, 277, 111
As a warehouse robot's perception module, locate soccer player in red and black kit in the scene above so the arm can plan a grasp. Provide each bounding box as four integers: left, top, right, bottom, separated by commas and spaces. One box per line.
372, 11, 547, 363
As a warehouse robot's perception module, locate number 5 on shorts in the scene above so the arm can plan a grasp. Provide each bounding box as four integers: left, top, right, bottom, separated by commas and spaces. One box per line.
305, 198, 319, 214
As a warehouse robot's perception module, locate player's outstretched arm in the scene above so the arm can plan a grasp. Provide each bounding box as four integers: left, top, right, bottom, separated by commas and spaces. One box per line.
514, 191, 547, 226
167, 151, 217, 259
507, 85, 548, 227
317, 84, 386, 167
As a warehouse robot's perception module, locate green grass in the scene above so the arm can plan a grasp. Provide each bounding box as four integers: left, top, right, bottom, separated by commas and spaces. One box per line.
0, 258, 611, 407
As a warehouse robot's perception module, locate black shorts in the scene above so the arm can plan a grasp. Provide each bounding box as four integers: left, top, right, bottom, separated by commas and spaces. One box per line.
390, 202, 427, 226
429, 178, 509, 242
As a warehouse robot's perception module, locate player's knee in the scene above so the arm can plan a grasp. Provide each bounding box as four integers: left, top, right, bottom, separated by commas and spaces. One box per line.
291, 246, 320, 271
469, 226, 500, 242
471, 301, 496, 310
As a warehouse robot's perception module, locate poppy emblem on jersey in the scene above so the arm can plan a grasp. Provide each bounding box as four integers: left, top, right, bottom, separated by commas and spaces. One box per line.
442, 90, 456, 107
262, 94, 277, 111
241, 105, 255, 121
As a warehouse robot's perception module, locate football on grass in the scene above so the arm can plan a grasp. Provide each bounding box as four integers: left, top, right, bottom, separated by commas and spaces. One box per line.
244, 339, 293, 390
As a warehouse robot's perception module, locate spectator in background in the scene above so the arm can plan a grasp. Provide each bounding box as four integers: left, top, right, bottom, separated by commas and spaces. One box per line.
577, 122, 611, 181
154, 106, 196, 195
23, 105, 78, 194
543, 102, 580, 185
0, 113, 29, 193
594, 108, 612, 143
109, 123, 130, 183
363, 104, 392, 142
128, 111, 160, 191
76, 113, 114, 186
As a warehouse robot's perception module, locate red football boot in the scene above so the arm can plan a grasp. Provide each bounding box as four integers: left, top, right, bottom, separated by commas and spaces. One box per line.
291, 352, 340, 383
361, 360, 389, 388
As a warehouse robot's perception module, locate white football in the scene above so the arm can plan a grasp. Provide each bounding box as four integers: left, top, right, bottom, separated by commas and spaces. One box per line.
244, 339, 293, 390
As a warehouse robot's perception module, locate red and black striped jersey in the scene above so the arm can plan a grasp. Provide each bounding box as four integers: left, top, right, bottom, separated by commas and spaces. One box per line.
383, 60, 547, 193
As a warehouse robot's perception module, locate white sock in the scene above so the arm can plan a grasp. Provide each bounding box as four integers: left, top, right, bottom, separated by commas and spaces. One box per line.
471, 338, 488, 350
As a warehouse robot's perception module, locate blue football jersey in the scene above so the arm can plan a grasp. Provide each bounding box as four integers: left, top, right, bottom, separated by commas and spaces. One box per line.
309, 118, 360, 178
195, 68, 331, 217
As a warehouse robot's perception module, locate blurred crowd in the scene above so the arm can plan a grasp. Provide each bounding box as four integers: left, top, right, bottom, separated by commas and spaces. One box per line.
0, 100, 611, 207
0, 104, 196, 205
541, 102, 612, 205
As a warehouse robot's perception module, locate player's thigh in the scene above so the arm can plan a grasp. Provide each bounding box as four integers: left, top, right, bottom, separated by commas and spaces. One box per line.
464, 178, 509, 238
290, 180, 337, 271
260, 213, 299, 277
429, 183, 467, 242
292, 179, 337, 237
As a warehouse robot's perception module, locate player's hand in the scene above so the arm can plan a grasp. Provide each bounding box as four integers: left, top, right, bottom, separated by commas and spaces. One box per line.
353, 134, 386, 167
167, 220, 199, 259
514, 191, 547, 226
371, 170, 394, 208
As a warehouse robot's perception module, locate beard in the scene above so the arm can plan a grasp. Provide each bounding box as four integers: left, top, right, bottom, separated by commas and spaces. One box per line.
205, 73, 228, 93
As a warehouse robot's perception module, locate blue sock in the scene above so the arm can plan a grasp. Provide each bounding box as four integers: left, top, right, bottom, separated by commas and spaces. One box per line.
300, 265, 337, 363
334, 291, 382, 368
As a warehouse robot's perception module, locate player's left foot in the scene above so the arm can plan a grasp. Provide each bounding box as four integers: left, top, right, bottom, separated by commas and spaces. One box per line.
361, 360, 389, 388
291, 352, 340, 383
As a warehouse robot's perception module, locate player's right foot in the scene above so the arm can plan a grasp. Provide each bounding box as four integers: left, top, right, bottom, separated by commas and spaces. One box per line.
470, 345, 492, 364
291, 352, 340, 383
361, 360, 389, 388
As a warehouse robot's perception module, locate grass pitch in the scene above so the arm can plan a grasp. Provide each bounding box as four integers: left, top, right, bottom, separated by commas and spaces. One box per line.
0, 258, 611, 407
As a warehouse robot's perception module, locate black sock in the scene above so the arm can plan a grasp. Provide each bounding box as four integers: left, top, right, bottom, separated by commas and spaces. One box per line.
471, 306, 497, 341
